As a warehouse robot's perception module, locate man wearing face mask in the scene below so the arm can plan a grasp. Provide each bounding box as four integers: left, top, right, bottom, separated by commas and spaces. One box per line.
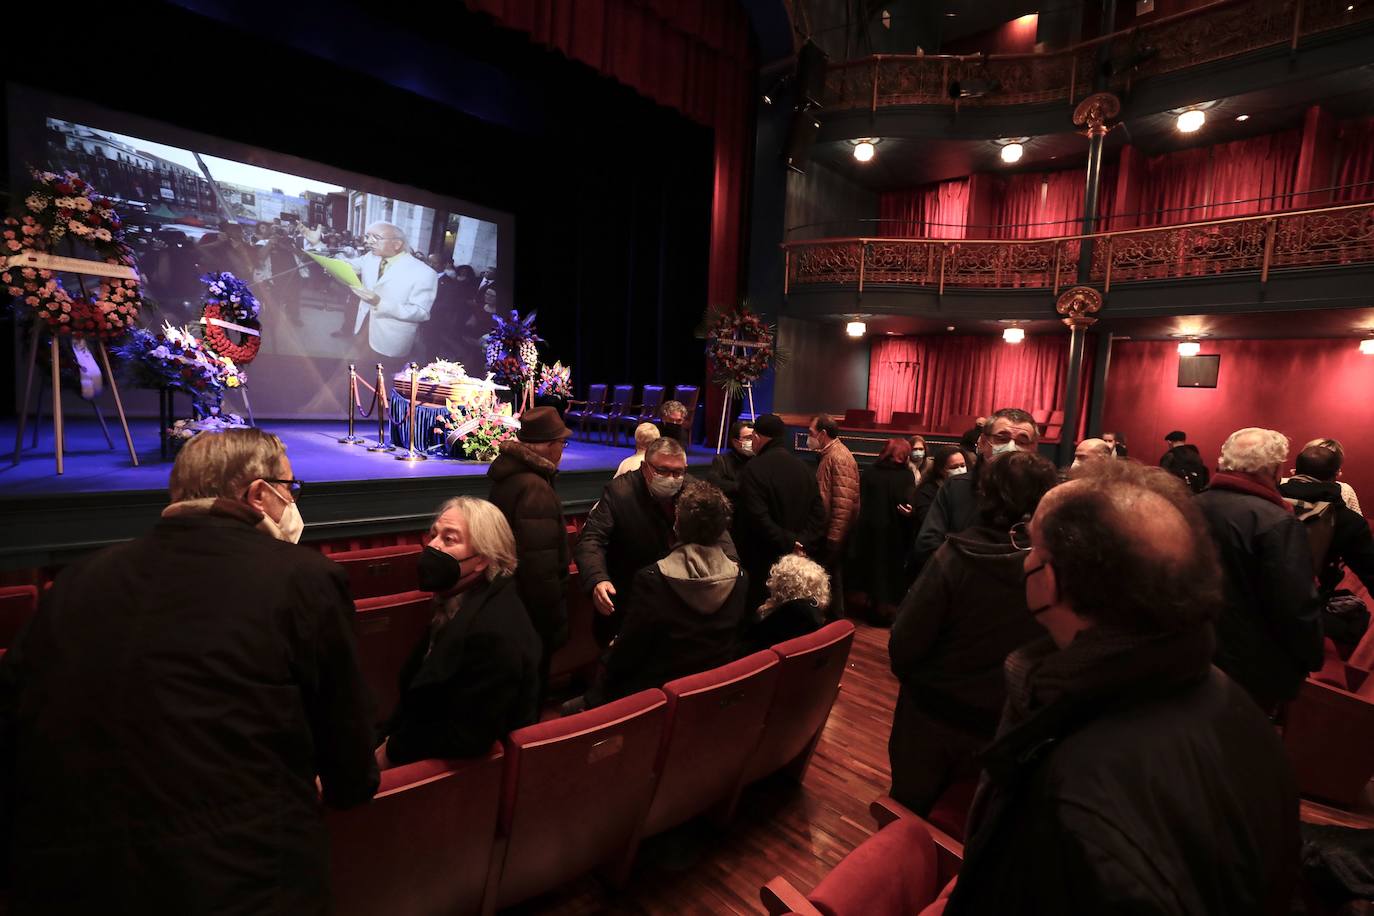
575, 437, 737, 645
809, 415, 860, 618
0, 429, 378, 915
910, 407, 1039, 577
377, 496, 541, 768
941, 460, 1297, 915
707, 419, 754, 499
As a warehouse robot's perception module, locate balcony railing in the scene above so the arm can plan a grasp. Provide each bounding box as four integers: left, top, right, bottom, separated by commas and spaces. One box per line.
824, 0, 1374, 110
781, 201, 1374, 294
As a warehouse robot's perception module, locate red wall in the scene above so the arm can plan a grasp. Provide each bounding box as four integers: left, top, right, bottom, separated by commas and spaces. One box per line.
1103, 338, 1374, 501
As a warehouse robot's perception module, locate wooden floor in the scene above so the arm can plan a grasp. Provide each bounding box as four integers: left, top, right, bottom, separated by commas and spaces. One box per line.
518, 622, 897, 916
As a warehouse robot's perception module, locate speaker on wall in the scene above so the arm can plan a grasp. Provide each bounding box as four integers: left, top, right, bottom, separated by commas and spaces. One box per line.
1178, 354, 1220, 388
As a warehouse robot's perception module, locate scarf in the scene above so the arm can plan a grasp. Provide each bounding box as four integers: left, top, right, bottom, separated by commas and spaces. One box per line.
160, 496, 289, 539
1209, 469, 1292, 513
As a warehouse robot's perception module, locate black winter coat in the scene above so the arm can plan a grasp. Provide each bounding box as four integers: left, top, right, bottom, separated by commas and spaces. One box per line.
1196, 486, 1324, 709
734, 438, 827, 599
911, 462, 982, 575
0, 502, 379, 916
707, 448, 750, 500
744, 598, 824, 654
1279, 476, 1374, 596
487, 439, 570, 649
383, 575, 541, 764
851, 460, 916, 606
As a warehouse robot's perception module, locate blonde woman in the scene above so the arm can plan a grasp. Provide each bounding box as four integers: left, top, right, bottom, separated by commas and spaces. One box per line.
746, 553, 830, 652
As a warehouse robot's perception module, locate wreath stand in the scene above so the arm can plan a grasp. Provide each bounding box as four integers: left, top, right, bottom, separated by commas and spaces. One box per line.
713, 336, 765, 455
10, 256, 140, 475
198, 312, 257, 426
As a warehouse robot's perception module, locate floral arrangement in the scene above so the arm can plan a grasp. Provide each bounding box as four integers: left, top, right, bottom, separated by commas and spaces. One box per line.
198, 272, 261, 365
704, 303, 785, 396
2, 169, 143, 339
415, 358, 468, 384
534, 360, 573, 399
438, 398, 516, 462
169, 413, 249, 442
482, 309, 542, 387
115, 322, 245, 414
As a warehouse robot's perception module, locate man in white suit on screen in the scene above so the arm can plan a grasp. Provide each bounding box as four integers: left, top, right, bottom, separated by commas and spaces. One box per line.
345, 221, 439, 363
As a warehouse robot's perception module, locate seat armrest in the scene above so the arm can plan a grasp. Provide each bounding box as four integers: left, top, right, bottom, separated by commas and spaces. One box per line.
760, 877, 824, 916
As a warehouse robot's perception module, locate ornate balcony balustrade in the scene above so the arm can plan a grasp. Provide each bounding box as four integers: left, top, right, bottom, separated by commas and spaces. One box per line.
781, 202, 1374, 294
823, 0, 1374, 111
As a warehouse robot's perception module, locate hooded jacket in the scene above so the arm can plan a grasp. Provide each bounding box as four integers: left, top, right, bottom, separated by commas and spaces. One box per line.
591, 544, 748, 705
487, 438, 570, 649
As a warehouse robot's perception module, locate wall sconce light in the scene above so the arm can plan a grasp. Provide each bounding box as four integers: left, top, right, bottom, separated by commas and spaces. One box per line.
1176, 109, 1206, 133
1360, 338, 1374, 355
1002, 327, 1025, 343
851, 139, 879, 162
1177, 340, 1201, 357
846, 321, 867, 337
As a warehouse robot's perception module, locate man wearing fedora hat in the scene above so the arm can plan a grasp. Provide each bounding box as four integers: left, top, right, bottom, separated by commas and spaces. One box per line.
488, 406, 574, 695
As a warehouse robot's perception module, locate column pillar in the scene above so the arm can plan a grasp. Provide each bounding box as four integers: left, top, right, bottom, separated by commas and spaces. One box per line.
1073, 92, 1121, 279
1054, 286, 1103, 465
1086, 330, 1115, 436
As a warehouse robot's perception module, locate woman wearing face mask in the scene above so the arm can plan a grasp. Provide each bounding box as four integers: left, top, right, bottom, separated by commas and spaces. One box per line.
912, 445, 968, 534
851, 438, 918, 624
887, 450, 1058, 817
375, 497, 542, 769
908, 436, 932, 486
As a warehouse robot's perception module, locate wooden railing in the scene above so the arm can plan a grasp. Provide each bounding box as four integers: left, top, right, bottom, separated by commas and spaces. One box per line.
781, 201, 1374, 293
824, 0, 1374, 110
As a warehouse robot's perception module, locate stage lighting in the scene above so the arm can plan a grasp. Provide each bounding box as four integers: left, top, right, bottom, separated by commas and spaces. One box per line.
854, 141, 875, 162
1002, 327, 1025, 344
1235, 114, 1250, 121
1176, 109, 1206, 133
846, 321, 867, 337
949, 78, 1000, 100
1000, 142, 1024, 164
1360, 338, 1374, 355
1177, 340, 1201, 357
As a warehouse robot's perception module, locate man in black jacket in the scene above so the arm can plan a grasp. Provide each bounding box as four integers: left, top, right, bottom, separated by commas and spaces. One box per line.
1196, 427, 1323, 712
575, 437, 735, 645
0, 429, 378, 915
707, 418, 753, 499
1280, 444, 1374, 599
487, 406, 572, 692
735, 413, 827, 609
910, 407, 1038, 576
946, 460, 1297, 915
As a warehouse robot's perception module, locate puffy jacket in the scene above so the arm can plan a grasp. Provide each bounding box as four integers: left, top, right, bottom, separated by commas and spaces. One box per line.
816, 439, 860, 546
487, 439, 570, 649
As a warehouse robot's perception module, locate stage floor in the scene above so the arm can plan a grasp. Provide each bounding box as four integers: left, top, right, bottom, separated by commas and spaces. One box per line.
0, 418, 719, 568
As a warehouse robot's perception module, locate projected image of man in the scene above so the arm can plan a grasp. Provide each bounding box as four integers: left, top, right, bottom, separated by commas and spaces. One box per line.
344, 222, 438, 363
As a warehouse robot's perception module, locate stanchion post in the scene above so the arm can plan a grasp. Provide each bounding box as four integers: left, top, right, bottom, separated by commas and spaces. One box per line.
397, 361, 428, 462
338, 363, 364, 444
12, 322, 41, 466
367, 363, 395, 452
49, 336, 64, 476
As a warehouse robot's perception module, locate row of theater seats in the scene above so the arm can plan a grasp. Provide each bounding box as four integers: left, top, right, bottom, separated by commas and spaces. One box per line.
328, 620, 858, 916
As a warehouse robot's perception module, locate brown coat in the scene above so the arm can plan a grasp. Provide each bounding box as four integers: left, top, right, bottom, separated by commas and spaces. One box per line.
817, 439, 860, 545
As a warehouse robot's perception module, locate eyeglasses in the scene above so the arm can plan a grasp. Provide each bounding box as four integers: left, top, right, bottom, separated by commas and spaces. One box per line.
988, 431, 1036, 447
647, 463, 686, 479
1009, 521, 1032, 551
364, 233, 400, 243
263, 478, 306, 498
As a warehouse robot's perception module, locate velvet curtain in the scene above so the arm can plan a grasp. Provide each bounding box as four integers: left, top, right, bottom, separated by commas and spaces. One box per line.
1335, 117, 1374, 202
1136, 130, 1301, 224
878, 179, 969, 238
993, 166, 1116, 238
464, 0, 753, 305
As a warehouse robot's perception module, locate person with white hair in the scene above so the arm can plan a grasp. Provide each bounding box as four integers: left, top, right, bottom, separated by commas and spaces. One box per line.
745, 553, 829, 652
341, 220, 439, 362
615, 421, 661, 478
376, 496, 542, 768
1195, 427, 1323, 712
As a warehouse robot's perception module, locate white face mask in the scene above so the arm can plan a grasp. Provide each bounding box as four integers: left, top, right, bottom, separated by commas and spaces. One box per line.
648, 474, 684, 500
911, 450, 925, 461
737, 440, 754, 456
990, 440, 1020, 457
806, 435, 821, 451
266, 484, 304, 544
948, 466, 967, 476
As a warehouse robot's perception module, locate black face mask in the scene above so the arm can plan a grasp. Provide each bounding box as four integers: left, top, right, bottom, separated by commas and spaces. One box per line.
417, 546, 475, 593
1024, 561, 1054, 616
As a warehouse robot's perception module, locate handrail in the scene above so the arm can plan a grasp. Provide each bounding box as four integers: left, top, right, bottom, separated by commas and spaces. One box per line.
823, 0, 1374, 110
781, 200, 1374, 293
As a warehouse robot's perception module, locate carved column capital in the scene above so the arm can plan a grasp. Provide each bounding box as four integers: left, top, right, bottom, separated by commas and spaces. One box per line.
1056, 285, 1103, 328
1072, 92, 1121, 138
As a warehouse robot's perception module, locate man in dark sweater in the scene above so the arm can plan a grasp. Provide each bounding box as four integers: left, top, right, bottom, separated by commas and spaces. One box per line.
707, 419, 754, 499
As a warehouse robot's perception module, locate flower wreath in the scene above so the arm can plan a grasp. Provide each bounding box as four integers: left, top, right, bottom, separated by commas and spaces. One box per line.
199, 272, 262, 365
704, 304, 783, 395
1, 170, 143, 340
482, 310, 543, 387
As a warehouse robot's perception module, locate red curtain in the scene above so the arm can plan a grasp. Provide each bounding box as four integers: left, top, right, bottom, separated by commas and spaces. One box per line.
993, 166, 1116, 238
867, 334, 1079, 430
878, 179, 968, 238
1136, 131, 1301, 224
1335, 117, 1374, 202
463, 0, 753, 306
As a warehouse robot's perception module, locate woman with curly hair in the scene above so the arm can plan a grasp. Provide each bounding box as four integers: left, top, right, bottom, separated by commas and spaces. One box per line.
745, 553, 829, 652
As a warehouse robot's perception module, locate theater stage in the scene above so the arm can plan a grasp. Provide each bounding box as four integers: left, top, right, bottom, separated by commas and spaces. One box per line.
0, 419, 718, 570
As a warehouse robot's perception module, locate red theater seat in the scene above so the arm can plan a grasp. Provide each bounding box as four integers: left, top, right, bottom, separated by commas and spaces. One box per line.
741, 621, 856, 788
328, 747, 504, 916
841, 409, 876, 428
642, 651, 781, 837
490, 688, 667, 911
329, 545, 423, 601
548, 572, 601, 683
889, 411, 922, 429
1283, 676, 1374, 809
0, 585, 39, 650
352, 590, 434, 718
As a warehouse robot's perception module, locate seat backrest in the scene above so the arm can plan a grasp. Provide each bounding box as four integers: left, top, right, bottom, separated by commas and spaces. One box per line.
889, 411, 922, 428
744, 620, 856, 784
672, 385, 700, 420
1030, 409, 1050, 425
329, 545, 423, 601
1043, 424, 1062, 442
639, 385, 665, 416
1047, 409, 1065, 425
1283, 678, 1374, 808
807, 818, 941, 916
328, 747, 504, 916
842, 409, 876, 428
352, 590, 435, 719
609, 384, 635, 409
548, 572, 601, 682
644, 651, 781, 837
494, 688, 667, 910
0, 585, 39, 650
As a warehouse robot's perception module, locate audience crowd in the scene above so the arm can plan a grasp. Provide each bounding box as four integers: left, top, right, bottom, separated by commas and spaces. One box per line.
1, 395, 1368, 912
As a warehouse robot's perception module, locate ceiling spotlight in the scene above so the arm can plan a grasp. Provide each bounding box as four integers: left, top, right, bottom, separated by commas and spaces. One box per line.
1000, 142, 1024, 164
1003, 327, 1025, 344
1176, 109, 1206, 133
846, 321, 867, 337
1347, 4, 1355, 11
853, 141, 876, 163
1360, 338, 1374, 355
1177, 340, 1201, 357
1235, 114, 1250, 121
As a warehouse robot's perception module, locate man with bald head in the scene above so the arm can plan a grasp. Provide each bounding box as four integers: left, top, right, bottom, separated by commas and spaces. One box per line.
343, 220, 439, 362
944, 460, 1297, 914
1196, 427, 1322, 711
1071, 437, 1111, 468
